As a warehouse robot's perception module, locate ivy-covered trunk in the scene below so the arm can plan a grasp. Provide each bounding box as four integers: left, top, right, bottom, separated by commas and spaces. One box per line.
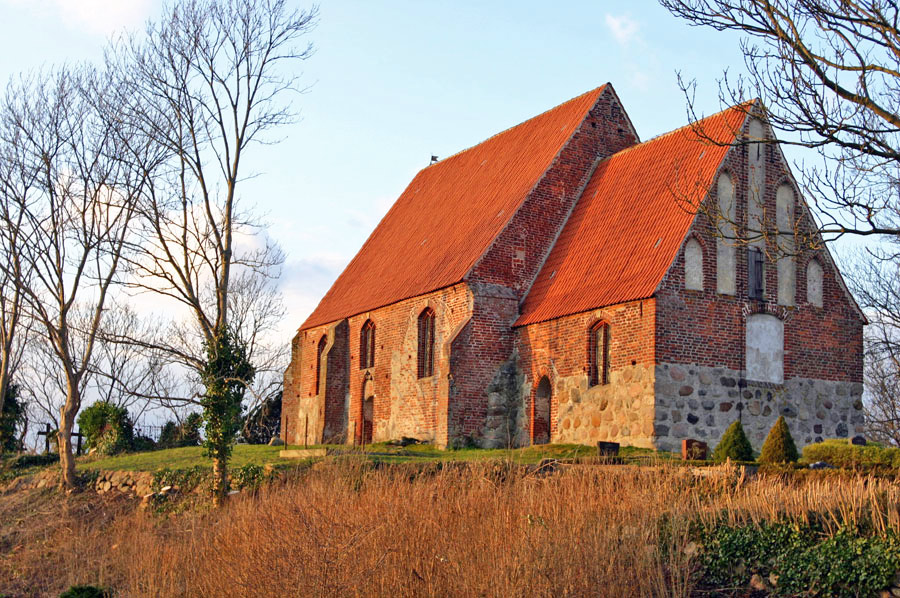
212, 456, 228, 507
200, 330, 254, 507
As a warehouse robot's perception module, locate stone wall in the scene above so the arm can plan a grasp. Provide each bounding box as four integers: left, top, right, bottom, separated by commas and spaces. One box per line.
551, 362, 655, 448
653, 362, 864, 452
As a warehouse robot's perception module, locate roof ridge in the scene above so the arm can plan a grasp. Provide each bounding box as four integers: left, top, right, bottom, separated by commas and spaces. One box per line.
597, 101, 753, 164
423, 85, 607, 168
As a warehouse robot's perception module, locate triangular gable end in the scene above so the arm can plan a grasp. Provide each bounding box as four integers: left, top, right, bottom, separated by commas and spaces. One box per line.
654, 106, 866, 324
515, 104, 747, 327
467, 84, 640, 295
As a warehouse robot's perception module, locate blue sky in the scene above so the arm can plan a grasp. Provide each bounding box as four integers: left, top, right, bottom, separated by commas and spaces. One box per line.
0, 0, 762, 340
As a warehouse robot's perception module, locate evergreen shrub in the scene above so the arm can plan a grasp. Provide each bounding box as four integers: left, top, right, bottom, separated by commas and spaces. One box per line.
759, 416, 799, 464
712, 420, 754, 462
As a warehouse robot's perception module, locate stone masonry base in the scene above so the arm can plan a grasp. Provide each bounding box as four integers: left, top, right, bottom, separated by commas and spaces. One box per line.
653, 363, 864, 453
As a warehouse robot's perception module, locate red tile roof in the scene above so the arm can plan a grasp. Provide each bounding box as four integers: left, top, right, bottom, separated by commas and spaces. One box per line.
515, 105, 749, 326
301, 86, 607, 330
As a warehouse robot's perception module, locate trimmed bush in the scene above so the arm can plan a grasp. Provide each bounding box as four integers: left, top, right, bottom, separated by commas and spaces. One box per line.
77, 402, 133, 456
803, 440, 900, 470
759, 416, 799, 464
712, 420, 754, 462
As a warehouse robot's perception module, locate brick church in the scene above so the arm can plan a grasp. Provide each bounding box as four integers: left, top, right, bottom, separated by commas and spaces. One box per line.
283, 84, 865, 452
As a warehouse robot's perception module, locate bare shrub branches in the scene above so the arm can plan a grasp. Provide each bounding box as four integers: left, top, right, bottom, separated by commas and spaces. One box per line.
661, 0, 900, 239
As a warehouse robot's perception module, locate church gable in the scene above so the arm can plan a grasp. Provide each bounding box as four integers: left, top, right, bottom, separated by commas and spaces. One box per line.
301, 86, 610, 331
516, 104, 748, 327
468, 84, 639, 296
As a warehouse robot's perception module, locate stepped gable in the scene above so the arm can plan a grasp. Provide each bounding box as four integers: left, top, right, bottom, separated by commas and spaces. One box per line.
516, 104, 749, 326
300, 86, 607, 330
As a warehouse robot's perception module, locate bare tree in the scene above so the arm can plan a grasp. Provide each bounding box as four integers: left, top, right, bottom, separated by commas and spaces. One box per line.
88, 305, 172, 422
660, 0, 900, 240
107, 0, 315, 504
0, 67, 146, 488
0, 102, 30, 428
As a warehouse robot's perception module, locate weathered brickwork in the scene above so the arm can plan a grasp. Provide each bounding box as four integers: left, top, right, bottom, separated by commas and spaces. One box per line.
470, 87, 637, 295
283, 284, 472, 447
284, 93, 864, 454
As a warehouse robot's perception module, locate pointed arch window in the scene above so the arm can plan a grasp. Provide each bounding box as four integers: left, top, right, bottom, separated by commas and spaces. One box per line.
315, 335, 327, 394
417, 307, 435, 378
360, 320, 375, 369
588, 321, 610, 386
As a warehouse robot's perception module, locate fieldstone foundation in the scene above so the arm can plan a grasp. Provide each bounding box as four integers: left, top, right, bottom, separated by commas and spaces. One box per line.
653, 363, 863, 452
551, 363, 656, 448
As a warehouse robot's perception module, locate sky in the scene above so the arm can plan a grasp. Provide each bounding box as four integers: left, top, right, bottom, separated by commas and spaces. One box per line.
0, 0, 792, 347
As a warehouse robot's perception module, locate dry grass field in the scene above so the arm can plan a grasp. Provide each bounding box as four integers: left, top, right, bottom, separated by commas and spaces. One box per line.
2, 459, 899, 598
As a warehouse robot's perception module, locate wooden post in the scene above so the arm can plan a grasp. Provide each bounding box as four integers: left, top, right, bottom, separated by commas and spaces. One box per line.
37, 423, 52, 454
304, 415, 308, 449
73, 430, 84, 456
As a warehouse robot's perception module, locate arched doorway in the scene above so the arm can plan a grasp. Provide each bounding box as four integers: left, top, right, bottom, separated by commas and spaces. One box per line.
533, 376, 551, 445
362, 397, 374, 444
360, 372, 375, 445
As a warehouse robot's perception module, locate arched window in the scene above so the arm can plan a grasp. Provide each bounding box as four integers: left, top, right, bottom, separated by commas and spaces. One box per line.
747, 118, 766, 243
684, 237, 703, 291
716, 171, 736, 295
776, 184, 796, 306
315, 335, 327, 394
417, 308, 435, 378
807, 259, 824, 307
533, 376, 551, 445
359, 320, 375, 369
588, 321, 610, 386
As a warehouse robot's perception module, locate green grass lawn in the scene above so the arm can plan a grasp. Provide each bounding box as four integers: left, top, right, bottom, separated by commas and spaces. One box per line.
77, 444, 299, 472
74, 441, 668, 472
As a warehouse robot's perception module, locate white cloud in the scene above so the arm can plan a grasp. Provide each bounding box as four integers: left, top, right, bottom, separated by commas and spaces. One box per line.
3, 0, 154, 36
605, 14, 640, 46
629, 70, 651, 91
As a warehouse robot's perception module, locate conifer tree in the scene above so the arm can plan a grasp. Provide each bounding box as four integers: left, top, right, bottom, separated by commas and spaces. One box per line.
713, 419, 754, 462
759, 416, 799, 464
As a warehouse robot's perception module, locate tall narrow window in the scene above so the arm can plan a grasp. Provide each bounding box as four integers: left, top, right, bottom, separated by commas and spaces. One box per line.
776, 184, 796, 306
684, 237, 703, 291
748, 248, 764, 300
807, 259, 824, 307
588, 322, 610, 386
315, 335, 327, 394
359, 320, 375, 369
417, 308, 435, 378
716, 172, 737, 295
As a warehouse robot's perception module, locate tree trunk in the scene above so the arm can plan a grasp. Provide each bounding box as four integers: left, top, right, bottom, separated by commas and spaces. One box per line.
0, 348, 10, 424
212, 456, 228, 507
57, 384, 80, 490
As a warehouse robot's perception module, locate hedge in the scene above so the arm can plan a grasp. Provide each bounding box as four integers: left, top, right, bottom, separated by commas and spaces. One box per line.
802, 440, 900, 470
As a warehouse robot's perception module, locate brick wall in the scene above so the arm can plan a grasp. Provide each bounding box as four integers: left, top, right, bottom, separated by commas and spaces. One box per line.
284, 283, 473, 446
655, 115, 864, 382
469, 87, 638, 296
450, 86, 640, 447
